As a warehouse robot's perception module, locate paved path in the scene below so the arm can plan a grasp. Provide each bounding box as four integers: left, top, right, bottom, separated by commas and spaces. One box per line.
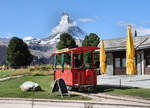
0, 99, 84, 108
97, 75, 150, 88
71, 91, 150, 107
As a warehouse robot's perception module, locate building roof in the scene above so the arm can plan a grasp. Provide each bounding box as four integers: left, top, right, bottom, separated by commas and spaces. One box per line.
97, 36, 150, 52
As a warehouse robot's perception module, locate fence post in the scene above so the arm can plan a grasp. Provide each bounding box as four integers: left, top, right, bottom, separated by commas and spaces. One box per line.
119, 78, 121, 88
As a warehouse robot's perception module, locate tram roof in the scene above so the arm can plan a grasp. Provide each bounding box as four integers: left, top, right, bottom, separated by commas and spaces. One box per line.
51, 46, 99, 55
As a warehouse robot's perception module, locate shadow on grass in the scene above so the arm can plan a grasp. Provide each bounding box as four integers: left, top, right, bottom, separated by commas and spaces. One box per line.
78, 85, 139, 94
95, 85, 137, 92
49, 92, 90, 100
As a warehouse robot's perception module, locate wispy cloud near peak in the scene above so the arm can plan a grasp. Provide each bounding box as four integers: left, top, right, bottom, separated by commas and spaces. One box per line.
23, 36, 34, 41
78, 16, 99, 23
78, 18, 94, 22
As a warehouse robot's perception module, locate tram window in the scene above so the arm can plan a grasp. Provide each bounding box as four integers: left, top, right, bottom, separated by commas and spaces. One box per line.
64, 54, 70, 69
74, 54, 84, 68
56, 55, 61, 68
115, 58, 120, 68
122, 58, 126, 68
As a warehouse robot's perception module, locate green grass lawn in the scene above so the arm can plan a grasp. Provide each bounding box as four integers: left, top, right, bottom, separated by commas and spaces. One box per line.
1, 67, 150, 100
0, 75, 89, 100
0, 69, 15, 78
0, 66, 54, 79
0, 69, 33, 78
95, 85, 150, 100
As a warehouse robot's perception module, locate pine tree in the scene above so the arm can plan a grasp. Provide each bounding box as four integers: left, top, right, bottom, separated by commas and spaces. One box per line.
82, 33, 100, 46
82, 33, 100, 67
56, 33, 78, 64
6, 37, 33, 67
56, 33, 77, 49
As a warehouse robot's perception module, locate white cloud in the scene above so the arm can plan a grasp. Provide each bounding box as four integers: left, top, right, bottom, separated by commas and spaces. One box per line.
143, 20, 150, 25
51, 21, 77, 35
23, 36, 34, 41
117, 21, 150, 36
78, 18, 94, 22
77, 16, 100, 23
117, 21, 136, 27
0, 32, 18, 39
136, 27, 150, 36
4, 36, 12, 39
94, 16, 99, 19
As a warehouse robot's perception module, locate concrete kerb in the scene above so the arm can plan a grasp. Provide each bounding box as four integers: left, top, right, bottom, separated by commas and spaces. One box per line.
0, 97, 150, 107
92, 93, 150, 105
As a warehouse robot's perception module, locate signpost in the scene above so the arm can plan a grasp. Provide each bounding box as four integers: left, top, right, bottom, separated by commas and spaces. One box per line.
51, 78, 69, 98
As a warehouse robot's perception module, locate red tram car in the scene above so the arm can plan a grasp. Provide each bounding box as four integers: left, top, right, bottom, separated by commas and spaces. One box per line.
52, 46, 99, 91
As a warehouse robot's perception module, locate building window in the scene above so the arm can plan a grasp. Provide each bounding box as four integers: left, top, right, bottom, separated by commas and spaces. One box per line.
146, 56, 150, 67
122, 58, 126, 68
115, 58, 120, 68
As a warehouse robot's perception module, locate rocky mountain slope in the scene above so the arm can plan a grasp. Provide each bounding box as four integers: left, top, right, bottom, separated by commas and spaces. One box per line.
0, 38, 9, 46
0, 43, 7, 66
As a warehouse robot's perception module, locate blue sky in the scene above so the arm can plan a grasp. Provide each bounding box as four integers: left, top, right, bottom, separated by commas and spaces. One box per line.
0, 0, 150, 39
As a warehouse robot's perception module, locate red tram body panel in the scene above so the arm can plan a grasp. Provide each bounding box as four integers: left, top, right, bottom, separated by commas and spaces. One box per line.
52, 46, 99, 88
54, 68, 97, 87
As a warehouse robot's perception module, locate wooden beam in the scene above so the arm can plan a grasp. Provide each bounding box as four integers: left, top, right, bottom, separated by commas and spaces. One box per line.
55, 48, 69, 54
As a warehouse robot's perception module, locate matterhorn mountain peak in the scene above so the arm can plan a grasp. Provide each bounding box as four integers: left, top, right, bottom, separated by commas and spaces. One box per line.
51, 12, 86, 39
23, 12, 86, 46
62, 11, 68, 16
23, 12, 86, 64
58, 12, 74, 25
